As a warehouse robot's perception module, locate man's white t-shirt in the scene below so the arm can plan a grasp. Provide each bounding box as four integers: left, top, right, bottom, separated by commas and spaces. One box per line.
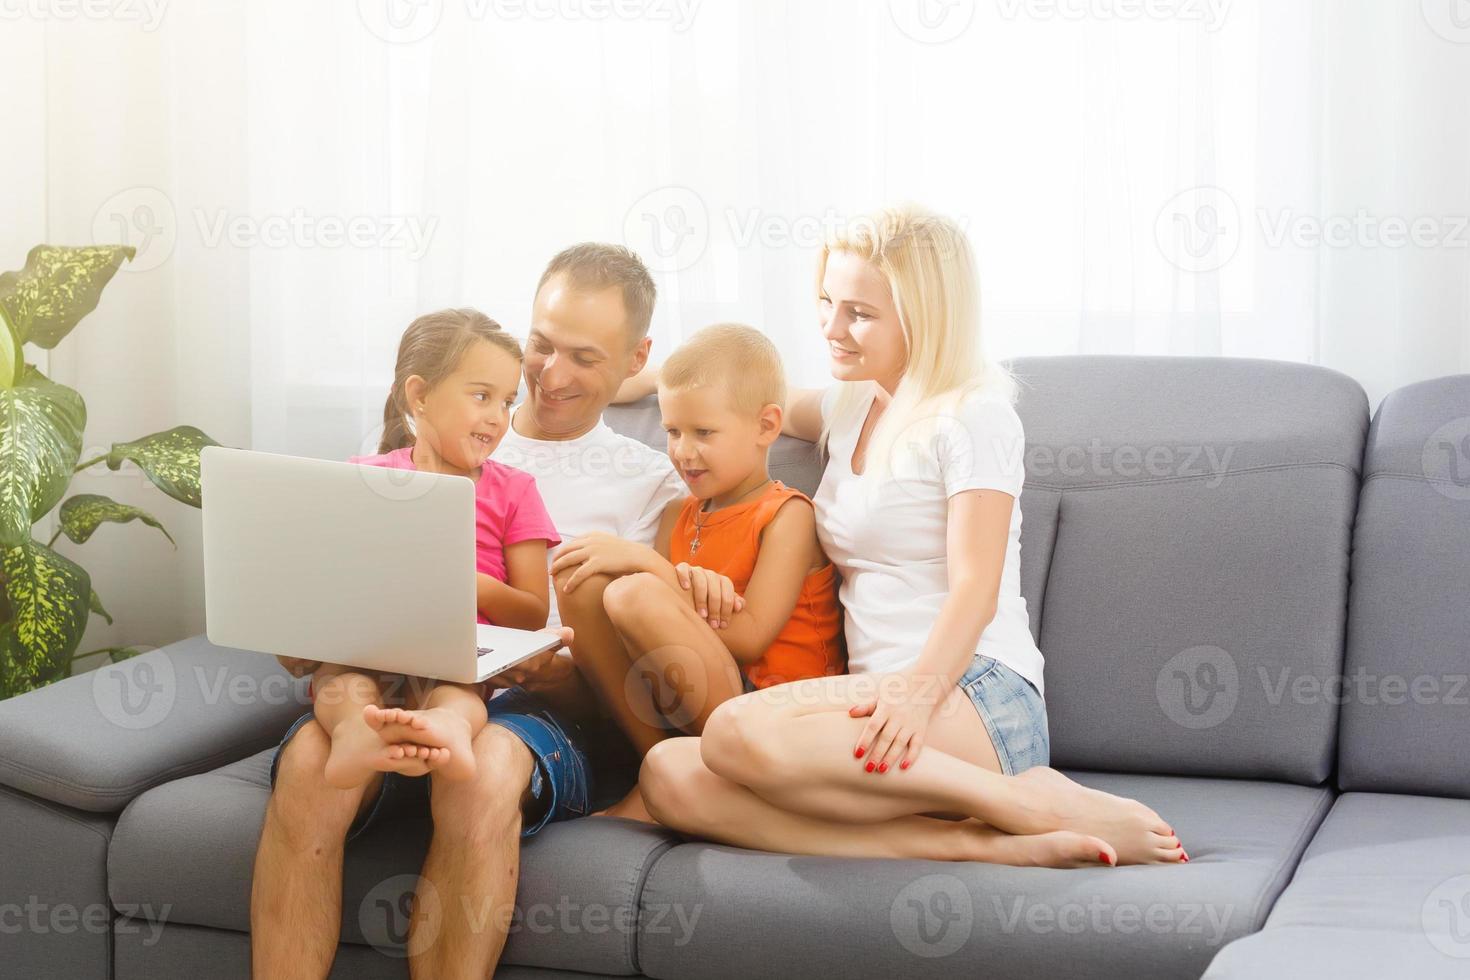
812, 382, 1045, 695
492, 405, 686, 628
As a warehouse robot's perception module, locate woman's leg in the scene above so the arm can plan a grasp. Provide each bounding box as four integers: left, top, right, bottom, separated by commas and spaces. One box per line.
701, 676, 1185, 865
636, 738, 1116, 868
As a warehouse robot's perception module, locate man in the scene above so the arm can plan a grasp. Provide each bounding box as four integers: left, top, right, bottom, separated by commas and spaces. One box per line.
251, 243, 683, 979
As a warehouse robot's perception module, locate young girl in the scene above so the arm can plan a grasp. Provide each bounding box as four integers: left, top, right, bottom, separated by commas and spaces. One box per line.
309, 308, 561, 789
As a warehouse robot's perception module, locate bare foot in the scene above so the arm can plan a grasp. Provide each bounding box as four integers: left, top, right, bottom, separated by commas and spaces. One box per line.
324, 715, 414, 789
594, 785, 656, 823
1002, 768, 1186, 866
365, 705, 476, 782
949, 821, 1117, 868
382, 742, 451, 776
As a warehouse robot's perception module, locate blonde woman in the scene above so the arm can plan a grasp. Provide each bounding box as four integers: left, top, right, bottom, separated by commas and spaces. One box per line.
617, 206, 1187, 867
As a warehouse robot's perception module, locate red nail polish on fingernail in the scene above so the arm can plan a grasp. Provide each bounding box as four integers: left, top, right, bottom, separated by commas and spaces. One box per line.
854, 746, 865, 758
865, 761, 876, 772
1181, 853, 1190, 862
878, 763, 888, 773
900, 760, 910, 770
1099, 852, 1111, 865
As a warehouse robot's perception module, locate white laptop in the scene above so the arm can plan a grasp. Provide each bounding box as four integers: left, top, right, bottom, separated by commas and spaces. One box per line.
200, 446, 563, 684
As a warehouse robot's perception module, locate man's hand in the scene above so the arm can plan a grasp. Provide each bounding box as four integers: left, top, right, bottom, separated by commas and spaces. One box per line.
275, 655, 322, 678
549, 533, 657, 594
485, 627, 576, 695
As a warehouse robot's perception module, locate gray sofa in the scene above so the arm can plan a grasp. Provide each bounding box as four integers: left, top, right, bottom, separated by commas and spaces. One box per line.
2, 355, 1467, 979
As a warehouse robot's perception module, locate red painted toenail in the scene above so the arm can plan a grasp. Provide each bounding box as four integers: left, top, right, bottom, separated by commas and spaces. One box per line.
900, 760, 910, 770
878, 763, 888, 773
865, 761, 876, 772
1099, 852, 1111, 865
854, 746, 865, 758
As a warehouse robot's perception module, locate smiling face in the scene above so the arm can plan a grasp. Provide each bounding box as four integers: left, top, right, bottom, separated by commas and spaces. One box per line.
658, 383, 779, 502
521, 273, 651, 440
405, 339, 522, 477
818, 250, 909, 392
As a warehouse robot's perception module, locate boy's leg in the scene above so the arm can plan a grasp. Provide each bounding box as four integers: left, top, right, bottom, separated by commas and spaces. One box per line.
367, 680, 490, 782
600, 571, 745, 748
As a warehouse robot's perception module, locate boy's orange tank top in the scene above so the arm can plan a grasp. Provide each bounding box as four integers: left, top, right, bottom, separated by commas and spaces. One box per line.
669, 481, 845, 689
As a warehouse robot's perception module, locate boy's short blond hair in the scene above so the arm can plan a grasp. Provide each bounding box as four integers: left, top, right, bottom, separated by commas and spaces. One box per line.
659, 324, 787, 417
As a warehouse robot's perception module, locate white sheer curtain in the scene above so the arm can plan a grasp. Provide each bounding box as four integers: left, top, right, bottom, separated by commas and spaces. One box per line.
23, 0, 1470, 644
138, 0, 1469, 463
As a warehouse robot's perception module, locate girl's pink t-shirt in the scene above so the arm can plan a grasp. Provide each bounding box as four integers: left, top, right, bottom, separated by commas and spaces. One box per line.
347, 446, 561, 625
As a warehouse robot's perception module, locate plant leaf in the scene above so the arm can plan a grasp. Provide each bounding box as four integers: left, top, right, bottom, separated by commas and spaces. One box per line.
0, 366, 87, 548
0, 538, 90, 697
105, 426, 220, 508
59, 493, 175, 547
88, 588, 114, 626
0, 245, 135, 349
0, 311, 18, 389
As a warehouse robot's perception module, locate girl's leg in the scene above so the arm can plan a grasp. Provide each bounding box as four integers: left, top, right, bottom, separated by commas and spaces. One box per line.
366, 680, 490, 783
635, 738, 1116, 868
701, 676, 1185, 866
311, 664, 435, 788
601, 572, 746, 744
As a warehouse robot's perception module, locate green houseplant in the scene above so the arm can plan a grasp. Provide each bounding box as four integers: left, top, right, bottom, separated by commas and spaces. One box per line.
0, 245, 221, 699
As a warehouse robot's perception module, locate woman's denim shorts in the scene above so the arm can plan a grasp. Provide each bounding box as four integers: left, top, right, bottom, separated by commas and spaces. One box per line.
958, 654, 1050, 776
268, 686, 592, 841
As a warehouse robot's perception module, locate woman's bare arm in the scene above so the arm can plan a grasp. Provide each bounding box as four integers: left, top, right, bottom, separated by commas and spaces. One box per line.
613, 363, 659, 404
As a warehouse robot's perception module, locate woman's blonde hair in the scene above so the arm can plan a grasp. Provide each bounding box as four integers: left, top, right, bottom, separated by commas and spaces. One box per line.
818, 205, 1015, 482
379, 308, 522, 453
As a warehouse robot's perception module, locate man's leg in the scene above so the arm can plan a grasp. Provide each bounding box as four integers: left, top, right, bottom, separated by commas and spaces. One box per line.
408, 724, 537, 980
251, 719, 385, 979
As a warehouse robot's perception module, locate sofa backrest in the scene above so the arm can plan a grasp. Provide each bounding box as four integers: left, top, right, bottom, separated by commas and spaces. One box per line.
1010, 356, 1368, 783
604, 356, 1370, 785
1336, 375, 1470, 798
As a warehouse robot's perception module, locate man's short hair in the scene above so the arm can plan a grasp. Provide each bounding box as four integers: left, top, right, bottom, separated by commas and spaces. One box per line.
535, 243, 657, 344
660, 323, 787, 417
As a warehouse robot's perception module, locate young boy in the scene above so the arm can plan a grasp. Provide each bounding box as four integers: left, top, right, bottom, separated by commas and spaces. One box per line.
551, 324, 844, 763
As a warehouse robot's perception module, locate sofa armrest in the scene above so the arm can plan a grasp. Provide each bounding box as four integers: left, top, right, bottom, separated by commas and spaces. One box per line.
0, 634, 307, 812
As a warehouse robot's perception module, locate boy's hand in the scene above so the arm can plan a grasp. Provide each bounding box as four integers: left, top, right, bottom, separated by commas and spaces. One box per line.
550, 533, 655, 594
275, 655, 321, 678
674, 562, 745, 630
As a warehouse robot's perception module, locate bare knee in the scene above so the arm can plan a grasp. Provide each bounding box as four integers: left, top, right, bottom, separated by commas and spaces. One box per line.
601, 571, 666, 626
699, 696, 780, 786
269, 724, 360, 844
554, 569, 618, 626
640, 738, 718, 833
430, 724, 535, 841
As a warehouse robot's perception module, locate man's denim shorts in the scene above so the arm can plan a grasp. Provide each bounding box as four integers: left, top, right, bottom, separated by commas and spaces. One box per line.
268, 686, 593, 841
958, 654, 1051, 776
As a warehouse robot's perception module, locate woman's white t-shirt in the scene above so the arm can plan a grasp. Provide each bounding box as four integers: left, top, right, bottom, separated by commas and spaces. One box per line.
812, 382, 1045, 695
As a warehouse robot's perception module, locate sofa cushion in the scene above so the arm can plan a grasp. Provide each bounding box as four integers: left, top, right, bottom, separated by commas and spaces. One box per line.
1007, 356, 1368, 783
637, 770, 1332, 980
1337, 375, 1470, 797
107, 748, 681, 975
1203, 792, 1470, 978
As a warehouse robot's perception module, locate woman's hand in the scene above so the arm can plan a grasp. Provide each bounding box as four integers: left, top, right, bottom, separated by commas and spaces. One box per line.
848, 671, 949, 773
673, 562, 744, 630
550, 533, 656, 594
275, 656, 321, 678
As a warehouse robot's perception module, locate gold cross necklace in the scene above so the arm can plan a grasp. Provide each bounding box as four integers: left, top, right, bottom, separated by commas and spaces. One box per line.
690, 479, 773, 556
